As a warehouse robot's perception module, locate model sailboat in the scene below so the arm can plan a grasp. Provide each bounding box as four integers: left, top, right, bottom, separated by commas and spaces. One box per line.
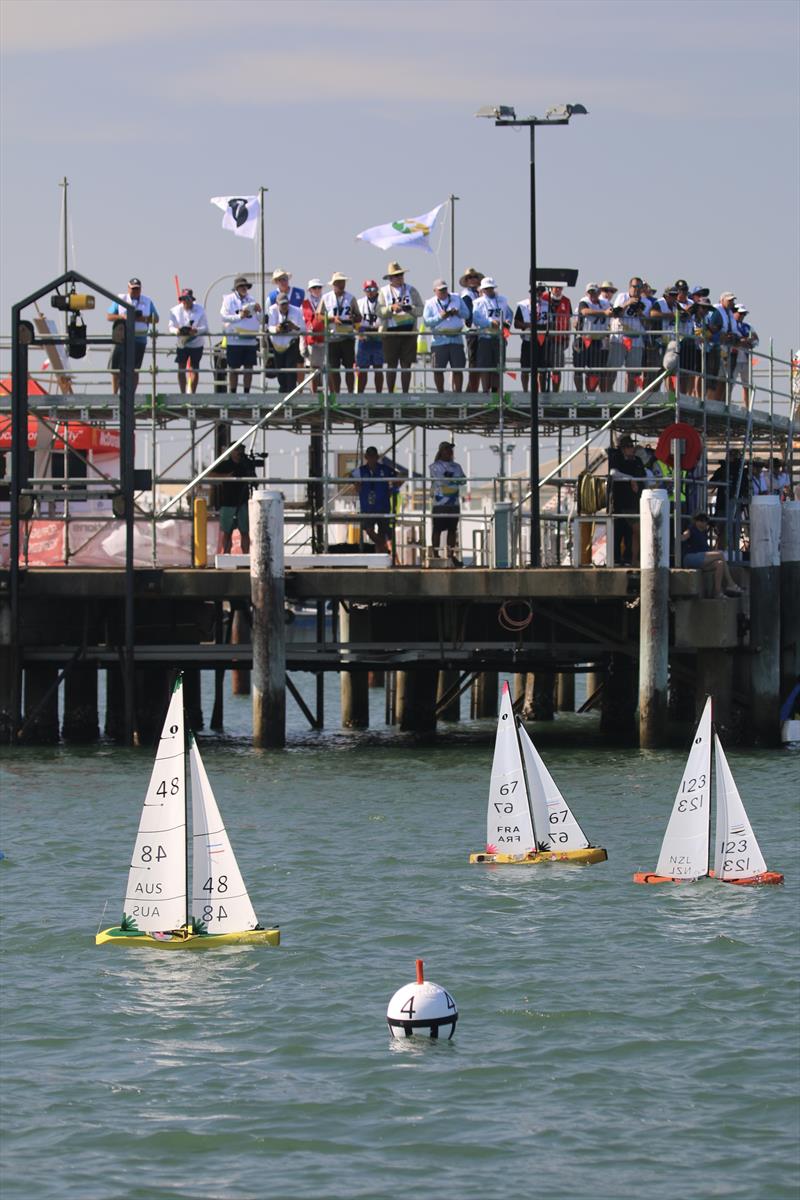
469, 683, 607, 866
96, 674, 280, 947
634, 697, 783, 886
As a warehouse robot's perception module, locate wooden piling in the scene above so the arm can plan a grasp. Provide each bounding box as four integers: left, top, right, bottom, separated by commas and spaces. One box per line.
780, 502, 800, 712
22, 664, 60, 744
62, 664, 99, 743
0, 598, 14, 744
600, 654, 637, 743
556, 672, 575, 712
399, 668, 439, 734
472, 672, 498, 718
250, 489, 286, 748
750, 495, 781, 746
437, 671, 461, 722
183, 668, 204, 731
340, 602, 370, 729
531, 672, 555, 721
231, 604, 251, 695
638, 488, 670, 747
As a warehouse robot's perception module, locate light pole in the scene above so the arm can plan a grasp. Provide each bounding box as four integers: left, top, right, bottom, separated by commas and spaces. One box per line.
476, 103, 587, 566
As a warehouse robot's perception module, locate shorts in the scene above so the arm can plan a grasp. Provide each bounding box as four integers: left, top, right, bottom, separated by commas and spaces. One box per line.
382, 331, 417, 369
176, 346, 203, 369
705, 346, 722, 380
356, 339, 384, 369
466, 331, 479, 367
432, 343, 466, 370
475, 337, 501, 369
219, 502, 249, 535
226, 343, 258, 370
544, 338, 566, 368
110, 341, 147, 370
361, 517, 391, 542
328, 339, 355, 370
683, 551, 707, 568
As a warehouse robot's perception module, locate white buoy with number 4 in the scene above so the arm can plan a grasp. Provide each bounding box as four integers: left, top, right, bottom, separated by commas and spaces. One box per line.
386, 960, 458, 1040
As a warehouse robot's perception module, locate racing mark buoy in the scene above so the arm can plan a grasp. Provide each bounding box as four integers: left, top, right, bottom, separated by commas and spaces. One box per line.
386, 959, 458, 1040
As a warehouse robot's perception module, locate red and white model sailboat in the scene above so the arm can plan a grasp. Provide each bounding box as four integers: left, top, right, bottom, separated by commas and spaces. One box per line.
634, 697, 784, 886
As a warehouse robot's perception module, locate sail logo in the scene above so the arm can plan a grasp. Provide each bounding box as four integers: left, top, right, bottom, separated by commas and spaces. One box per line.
134, 882, 163, 895
391, 218, 431, 236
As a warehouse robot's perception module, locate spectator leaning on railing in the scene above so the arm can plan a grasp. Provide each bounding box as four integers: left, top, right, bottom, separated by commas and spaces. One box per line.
301, 279, 325, 393
575, 283, 611, 393
220, 275, 262, 395
422, 280, 469, 394
316, 272, 360, 395
731, 302, 758, 408
472, 277, 512, 395
609, 277, 650, 392
107, 277, 158, 397
459, 267, 485, 393
541, 284, 573, 393
267, 293, 304, 393
355, 280, 384, 395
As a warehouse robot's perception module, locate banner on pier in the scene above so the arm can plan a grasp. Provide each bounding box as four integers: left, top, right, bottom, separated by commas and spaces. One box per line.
356, 202, 445, 254
210, 195, 260, 240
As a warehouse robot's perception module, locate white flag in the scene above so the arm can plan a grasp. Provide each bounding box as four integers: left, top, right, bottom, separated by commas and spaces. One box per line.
356, 202, 445, 254
210, 195, 260, 240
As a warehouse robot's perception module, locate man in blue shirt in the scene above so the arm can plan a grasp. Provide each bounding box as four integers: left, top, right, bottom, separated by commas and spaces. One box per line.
106, 277, 158, 395
350, 446, 398, 554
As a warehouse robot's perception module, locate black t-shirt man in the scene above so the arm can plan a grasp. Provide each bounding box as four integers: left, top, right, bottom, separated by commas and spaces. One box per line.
608, 444, 647, 513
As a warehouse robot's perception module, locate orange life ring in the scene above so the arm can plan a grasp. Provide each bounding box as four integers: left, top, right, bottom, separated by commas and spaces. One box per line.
656, 422, 703, 471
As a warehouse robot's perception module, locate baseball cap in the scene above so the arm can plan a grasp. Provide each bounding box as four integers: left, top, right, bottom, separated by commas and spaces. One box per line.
363, 279, 379, 290
734, 303, 748, 313
674, 279, 689, 291
129, 277, 142, 287
234, 275, 252, 288
480, 277, 497, 289
689, 284, 709, 296
720, 291, 736, 302
179, 288, 194, 300
307, 278, 323, 289
586, 282, 600, 292
438, 440, 455, 450
433, 279, 448, 290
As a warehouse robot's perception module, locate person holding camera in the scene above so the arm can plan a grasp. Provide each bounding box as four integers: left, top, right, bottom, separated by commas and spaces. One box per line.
220, 275, 262, 394
356, 280, 385, 394
472, 278, 513, 394
209, 443, 259, 554
267, 293, 304, 393
609, 277, 651, 392
316, 272, 361, 394
107, 277, 158, 396
422, 280, 469, 393
378, 261, 424, 394
168, 289, 208, 394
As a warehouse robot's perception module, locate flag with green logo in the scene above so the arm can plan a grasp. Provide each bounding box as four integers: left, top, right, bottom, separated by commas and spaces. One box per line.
356, 202, 445, 253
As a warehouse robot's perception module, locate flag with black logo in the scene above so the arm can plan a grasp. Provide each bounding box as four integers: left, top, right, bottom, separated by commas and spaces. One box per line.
210, 195, 260, 240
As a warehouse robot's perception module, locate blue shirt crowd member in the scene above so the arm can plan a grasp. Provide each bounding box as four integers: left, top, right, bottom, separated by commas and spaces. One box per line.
351, 446, 398, 555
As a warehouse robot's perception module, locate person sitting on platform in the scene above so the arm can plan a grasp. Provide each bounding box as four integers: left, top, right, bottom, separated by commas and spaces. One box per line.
681, 512, 743, 599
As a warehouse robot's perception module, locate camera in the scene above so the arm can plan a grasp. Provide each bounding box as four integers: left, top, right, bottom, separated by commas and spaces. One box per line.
401, 301, 413, 312
626, 302, 643, 316
179, 325, 193, 337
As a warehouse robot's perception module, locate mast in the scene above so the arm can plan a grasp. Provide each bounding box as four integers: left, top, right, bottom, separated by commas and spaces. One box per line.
258, 185, 268, 392
179, 671, 189, 930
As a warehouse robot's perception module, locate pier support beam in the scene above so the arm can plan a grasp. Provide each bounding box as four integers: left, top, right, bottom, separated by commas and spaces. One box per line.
0, 599, 14, 744
399, 669, 439, 734
696, 651, 733, 739
471, 673, 498, 719
231, 603, 251, 696
556, 672, 575, 713
437, 671, 461, 722
63, 664, 99, 743
183, 668, 204, 732
638, 488, 670, 747
750, 495, 781, 746
22, 665, 60, 744
250, 489, 286, 748
531, 672, 555, 721
340, 603, 370, 729
780, 502, 800, 712
600, 654, 637, 744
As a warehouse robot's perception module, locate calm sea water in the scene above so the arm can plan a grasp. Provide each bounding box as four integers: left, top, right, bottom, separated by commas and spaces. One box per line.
1, 676, 798, 1200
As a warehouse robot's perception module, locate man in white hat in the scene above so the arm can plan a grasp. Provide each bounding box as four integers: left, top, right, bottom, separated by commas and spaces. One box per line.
220, 275, 262, 394
107, 277, 159, 396
316, 272, 361, 394
378, 261, 423, 394
471, 278, 512, 394
422, 280, 469, 393
730, 302, 758, 408
707, 290, 739, 401
268, 268, 305, 310
459, 267, 485, 392
301, 279, 325, 393
267, 292, 305, 393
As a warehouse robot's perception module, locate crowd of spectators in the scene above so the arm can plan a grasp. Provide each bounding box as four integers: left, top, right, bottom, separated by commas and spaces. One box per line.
106, 268, 760, 405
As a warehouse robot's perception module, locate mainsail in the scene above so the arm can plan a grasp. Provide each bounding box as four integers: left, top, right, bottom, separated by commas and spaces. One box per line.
486, 685, 536, 854
518, 724, 590, 852
123, 679, 187, 931
655, 697, 712, 879
190, 740, 259, 934
712, 735, 767, 881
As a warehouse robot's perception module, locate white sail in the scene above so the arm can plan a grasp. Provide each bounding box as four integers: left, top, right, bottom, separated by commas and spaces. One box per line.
518, 724, 590, 851
189, 740, 259, 934
655, 697, 712, 879
486, 684, 536, 854
713, 735, 767, 880
123, 679, 187, 931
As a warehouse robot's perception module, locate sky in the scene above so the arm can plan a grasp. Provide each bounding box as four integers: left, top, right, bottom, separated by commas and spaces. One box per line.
0, 0, 798, 473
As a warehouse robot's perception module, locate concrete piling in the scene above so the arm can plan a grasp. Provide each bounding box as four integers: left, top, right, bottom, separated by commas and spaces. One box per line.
750, 495, 781, 746
638, 488, 670, 747
340, 602, 370, 729
250, 489, 286, 748
780, 502, 800, 712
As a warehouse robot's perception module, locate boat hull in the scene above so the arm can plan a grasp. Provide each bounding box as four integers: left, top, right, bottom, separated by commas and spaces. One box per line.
470, 847, 607, 866
95, 926, 280, 948
632, 872, 704, 884
718, 871, 784, 887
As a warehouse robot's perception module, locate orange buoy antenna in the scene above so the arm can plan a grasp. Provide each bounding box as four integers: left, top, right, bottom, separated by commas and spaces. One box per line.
416, 959, 424, 984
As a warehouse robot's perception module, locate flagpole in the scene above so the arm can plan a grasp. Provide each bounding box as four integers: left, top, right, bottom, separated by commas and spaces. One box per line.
59, 177, 69, 335
259, 185, 268, 392
449, 194, 459, 291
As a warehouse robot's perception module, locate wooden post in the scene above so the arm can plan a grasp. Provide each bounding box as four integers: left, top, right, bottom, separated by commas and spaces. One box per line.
340, 602, 369, 729
750, 495, 781, 746
556, 672, 575, 712
780, 501, 800, 713
183, 668, 204, 731
62, 664, 99, 743
437, 670, 461, 722
472, 672, 498, 718
250, 489, 285, 748
531, 672, 555, 720
399, 668, 439, 734
231, 604, 251, 696
0, 598, 14, 744
22, 665, 60, 744
639, 488, 670, 747
600, 653, 637, 744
